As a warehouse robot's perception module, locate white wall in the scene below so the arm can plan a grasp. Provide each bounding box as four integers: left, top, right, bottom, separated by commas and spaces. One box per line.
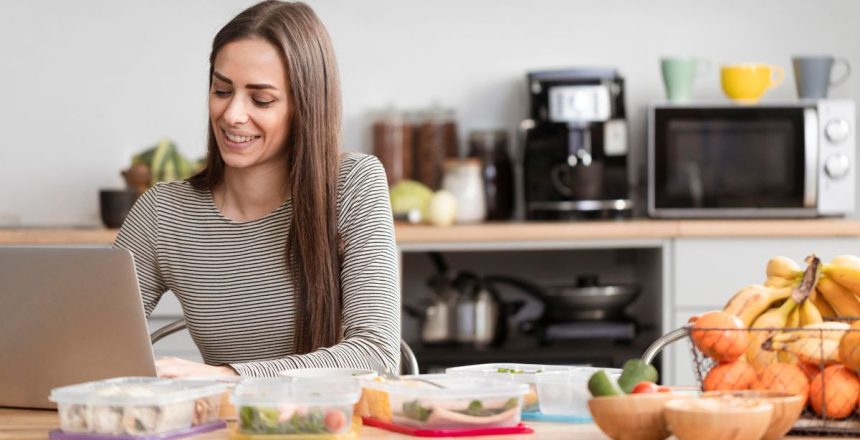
1, 0, 858, 225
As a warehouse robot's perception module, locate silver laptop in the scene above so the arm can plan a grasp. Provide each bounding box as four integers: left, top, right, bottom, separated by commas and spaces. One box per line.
0, 246, 157, 409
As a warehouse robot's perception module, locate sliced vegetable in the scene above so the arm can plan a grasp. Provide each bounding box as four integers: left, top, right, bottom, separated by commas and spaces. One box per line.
587, 370, 624, 397
617, 359, 659, 394
631, 381, 659, 394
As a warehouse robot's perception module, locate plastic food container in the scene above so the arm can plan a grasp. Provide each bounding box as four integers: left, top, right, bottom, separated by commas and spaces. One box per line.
534, 367, 622, 418
231, 377, 360, 436
278, 368, 377, 381
185, 375, 243, 421
49, 377, 227, 437
445, 363, 575, 413
360, 374, 528, 430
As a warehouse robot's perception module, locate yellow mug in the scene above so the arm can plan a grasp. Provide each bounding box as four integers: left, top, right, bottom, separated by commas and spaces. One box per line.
721, 64, 785, 103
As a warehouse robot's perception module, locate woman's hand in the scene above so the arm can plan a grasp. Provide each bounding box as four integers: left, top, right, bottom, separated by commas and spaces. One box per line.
156, 357, 238, 378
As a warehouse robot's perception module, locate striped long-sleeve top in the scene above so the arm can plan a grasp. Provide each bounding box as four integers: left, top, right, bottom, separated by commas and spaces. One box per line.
114, 153, 401, 376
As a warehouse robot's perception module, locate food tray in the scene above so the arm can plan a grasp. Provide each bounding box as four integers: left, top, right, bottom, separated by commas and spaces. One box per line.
445, 363, 574, 413
229, 427, 357, 440
232, 377, 360, 436
360, 374, 527, 430
521, 411, 592, 423
49, 377, 226, 437
48, 421, 226, 440
362, 417, 534, 437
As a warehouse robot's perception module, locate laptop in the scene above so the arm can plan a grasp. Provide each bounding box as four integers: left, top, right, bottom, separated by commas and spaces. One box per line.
0, 246, 157, 409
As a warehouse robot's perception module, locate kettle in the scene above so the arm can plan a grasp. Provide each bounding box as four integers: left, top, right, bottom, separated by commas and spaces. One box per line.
403, 253, 459, 345
453, 272, 498, 347
403, 254, 541, 347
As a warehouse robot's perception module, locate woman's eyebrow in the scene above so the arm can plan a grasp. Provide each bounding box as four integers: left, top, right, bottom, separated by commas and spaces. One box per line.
213, 71, 277, 90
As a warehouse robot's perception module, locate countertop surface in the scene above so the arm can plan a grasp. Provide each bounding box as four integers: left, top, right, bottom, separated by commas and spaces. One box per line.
3, 218, 860, 246
0, 409, 599, 439
0, 408, 837, 440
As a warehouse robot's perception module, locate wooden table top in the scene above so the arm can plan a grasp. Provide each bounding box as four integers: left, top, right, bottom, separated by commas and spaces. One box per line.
0, 409, 605, 439
0, 408, 838, 439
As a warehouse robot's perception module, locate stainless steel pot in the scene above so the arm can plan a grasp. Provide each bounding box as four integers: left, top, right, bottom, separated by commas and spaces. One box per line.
484, 274, 640, 322
541, 282, 639, 321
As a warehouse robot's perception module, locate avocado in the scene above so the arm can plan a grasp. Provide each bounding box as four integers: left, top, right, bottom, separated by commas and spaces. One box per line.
587, 370, 624, 397
617, 359, 659, 394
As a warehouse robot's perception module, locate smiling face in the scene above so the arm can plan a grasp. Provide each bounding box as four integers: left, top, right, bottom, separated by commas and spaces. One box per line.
208, 37, 291, 172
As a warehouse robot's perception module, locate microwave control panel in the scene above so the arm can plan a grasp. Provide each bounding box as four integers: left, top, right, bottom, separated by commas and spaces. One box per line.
818, 100, 856, 215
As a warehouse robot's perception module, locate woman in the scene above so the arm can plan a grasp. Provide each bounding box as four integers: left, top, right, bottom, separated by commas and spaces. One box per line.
115, 0, 399, 378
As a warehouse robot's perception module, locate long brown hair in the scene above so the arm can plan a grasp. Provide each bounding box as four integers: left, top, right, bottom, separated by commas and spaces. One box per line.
189, 0, 343, 354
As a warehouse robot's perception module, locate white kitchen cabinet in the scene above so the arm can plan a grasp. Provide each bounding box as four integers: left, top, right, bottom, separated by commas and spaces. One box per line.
673, 237, 860, 309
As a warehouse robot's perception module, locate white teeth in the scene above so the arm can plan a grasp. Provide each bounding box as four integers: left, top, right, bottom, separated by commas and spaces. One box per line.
224, 131, 258, 143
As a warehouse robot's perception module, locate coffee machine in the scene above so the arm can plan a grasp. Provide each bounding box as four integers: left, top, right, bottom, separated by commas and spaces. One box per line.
520, 68, 633, 220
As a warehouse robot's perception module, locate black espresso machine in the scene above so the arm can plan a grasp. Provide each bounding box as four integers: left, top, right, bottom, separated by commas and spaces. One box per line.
520, 68, 633, 220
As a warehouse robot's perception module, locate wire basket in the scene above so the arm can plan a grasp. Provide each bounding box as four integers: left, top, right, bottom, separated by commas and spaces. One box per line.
644, 324, 860, 437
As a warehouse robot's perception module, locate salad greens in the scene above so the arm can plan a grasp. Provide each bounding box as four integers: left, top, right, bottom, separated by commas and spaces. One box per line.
496, 367, 542, 374
401, 398, 519, 421
239, 406, 347, 434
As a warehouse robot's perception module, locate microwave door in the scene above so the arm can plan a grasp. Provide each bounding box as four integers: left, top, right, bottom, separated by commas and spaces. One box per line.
803, 107, 818, 209
652, 107, 815, 217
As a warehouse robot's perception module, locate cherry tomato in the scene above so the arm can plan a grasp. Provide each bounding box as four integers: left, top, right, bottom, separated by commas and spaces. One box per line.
631, 381, 659, 394
324, 410, 347, 432
657, 386, 672, 393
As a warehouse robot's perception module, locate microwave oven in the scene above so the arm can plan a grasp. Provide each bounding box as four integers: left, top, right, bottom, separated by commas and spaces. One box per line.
648, 100, 855, 218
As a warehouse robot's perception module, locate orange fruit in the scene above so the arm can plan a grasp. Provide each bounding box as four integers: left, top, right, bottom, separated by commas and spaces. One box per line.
810, 365, 860, 419
691, 311, 749, 362
751, 362, 810, 405
703, 361, 757, 391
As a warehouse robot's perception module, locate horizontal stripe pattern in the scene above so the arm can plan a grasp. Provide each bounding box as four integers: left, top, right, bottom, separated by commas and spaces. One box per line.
114, 153, 400, 376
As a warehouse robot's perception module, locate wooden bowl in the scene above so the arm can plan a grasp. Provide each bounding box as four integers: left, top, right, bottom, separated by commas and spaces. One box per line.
588, 393, 685, 440
702, 390, 805, 440
664, 397, 773, 440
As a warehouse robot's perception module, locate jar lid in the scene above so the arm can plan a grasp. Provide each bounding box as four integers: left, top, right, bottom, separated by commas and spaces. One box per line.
469, 129, 508, 146
444, 158, 481, 169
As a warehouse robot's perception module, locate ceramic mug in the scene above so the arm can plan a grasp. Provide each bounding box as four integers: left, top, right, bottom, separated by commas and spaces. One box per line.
792, 55, 851, 99
661, 57, 710, 103
721, 63, 785, 103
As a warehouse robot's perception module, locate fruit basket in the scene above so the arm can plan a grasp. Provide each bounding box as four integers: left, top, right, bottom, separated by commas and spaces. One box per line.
643, 322, 860, 437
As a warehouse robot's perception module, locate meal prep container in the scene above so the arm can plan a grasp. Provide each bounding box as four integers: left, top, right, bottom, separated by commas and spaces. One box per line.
231, 377, 360, 437
445, 363, 574, 413
360, 374, 528, 430
185, 375, 243, 421
49, 377, 227, 437
534, 367, 622, 418
278, 368, 377, 381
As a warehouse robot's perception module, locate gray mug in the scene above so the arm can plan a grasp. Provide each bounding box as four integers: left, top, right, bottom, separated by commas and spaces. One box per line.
792, 55, 851, 99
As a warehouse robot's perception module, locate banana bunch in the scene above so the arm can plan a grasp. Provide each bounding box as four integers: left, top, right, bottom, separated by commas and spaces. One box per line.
764, 254, 860, 319
722, 255, 822, 369
763, 322, 850, 365
819, 255, 860, 318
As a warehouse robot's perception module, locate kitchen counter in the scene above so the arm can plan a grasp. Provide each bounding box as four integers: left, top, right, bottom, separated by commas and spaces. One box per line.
0, 408, 836, 439
0, 409, 600, 439
2, 219, 860, 246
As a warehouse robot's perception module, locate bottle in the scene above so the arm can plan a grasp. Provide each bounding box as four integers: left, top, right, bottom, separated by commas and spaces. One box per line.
441, 158, 486, 224
414, 107, 460, 190
371, 108, 412, 186
468, 130, 514, 220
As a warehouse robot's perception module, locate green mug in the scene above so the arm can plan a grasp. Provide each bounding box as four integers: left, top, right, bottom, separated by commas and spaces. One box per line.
661, 57, 710, 103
